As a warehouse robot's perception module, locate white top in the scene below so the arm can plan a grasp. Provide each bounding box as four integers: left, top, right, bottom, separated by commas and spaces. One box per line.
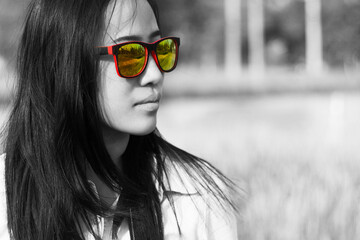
0, 154, 238, 240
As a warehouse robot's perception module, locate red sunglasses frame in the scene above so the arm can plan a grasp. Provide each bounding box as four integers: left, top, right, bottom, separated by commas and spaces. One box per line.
98, 37, 180, 78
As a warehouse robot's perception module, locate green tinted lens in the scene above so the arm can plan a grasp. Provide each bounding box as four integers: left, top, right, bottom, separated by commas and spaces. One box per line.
117, 43, 146, 77
156, 39, 177, 71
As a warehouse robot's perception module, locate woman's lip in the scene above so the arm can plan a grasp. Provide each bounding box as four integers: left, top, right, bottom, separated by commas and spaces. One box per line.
134, 101, 160, 111
135, 100, 159, 105
134, 94, 161, 111
135, 95, 161, 106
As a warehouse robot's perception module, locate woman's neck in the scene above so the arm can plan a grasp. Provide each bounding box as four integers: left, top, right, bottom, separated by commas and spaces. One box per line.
86, 124, 130, 206
101, 123, 130, 167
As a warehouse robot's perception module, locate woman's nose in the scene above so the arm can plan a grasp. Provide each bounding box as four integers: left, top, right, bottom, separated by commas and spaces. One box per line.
139, 52, 164, 86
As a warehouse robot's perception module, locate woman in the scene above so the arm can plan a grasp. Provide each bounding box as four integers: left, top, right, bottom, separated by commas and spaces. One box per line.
0, 0, 239, 239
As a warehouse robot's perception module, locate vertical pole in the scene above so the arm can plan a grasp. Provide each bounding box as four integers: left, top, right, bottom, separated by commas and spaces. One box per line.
224, 0, 242, 80
248, 0, 265, 76
305, 0, 323, 75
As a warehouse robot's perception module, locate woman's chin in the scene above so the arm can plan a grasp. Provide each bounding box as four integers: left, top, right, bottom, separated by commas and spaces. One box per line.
129, 122, 157, 136
107, 118, 157, 136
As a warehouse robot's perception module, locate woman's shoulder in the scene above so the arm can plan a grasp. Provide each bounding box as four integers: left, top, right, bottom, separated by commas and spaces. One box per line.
0, 153, 10, 240
0, 153, 5, 193
160, 159, 240, 239
162, 157, 245, 212
0, 153, 6, 203
162, 159, 237, 196
162, 160, 198, 195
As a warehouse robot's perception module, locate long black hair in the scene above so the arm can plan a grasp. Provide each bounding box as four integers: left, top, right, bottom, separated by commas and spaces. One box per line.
4, 0, 238, 239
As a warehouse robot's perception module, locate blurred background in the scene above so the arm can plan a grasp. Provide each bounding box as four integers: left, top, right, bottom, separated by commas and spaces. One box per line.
1, 0, 360, 239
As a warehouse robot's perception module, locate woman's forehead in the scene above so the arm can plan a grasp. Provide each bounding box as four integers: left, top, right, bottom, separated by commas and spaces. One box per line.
104, 0, 159, 44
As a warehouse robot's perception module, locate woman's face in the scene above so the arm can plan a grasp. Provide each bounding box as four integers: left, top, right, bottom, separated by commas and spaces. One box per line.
99, 0, 163, 136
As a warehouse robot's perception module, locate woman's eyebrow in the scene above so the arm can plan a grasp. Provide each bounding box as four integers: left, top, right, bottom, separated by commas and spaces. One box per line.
113, 30, 161, 43
149, 30, 161, 39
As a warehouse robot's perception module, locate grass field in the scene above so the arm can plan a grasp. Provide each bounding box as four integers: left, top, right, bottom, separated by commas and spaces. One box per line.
1, 67, 360, 239
158, 92, 360, 240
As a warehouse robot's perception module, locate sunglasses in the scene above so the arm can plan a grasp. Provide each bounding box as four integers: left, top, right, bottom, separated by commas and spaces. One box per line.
98, 37, 180, 78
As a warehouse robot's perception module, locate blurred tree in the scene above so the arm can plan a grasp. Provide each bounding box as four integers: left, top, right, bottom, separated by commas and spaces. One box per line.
265, 0, 306, 66
322, 0, 360, 67
305, 0, 323, 74
266, 0, 360, 69
224, 0, 242, 79
1, 0, 359, 70
248, 0, 265, 75
157, 0, 224, 68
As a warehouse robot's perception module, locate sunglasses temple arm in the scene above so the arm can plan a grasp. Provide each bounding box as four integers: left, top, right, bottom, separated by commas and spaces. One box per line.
97, 46, 113, 56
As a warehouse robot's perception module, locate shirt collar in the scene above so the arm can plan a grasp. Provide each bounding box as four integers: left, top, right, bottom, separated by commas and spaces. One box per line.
87, 180, 120, 209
